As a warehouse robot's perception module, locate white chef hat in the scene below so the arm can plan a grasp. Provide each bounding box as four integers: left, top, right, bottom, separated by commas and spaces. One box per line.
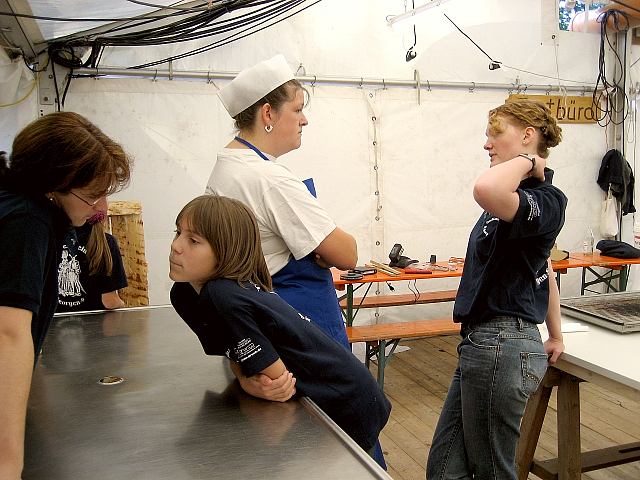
218, 54, 295, 118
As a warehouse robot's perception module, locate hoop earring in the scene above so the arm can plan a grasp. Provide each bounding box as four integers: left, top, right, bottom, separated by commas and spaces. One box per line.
265, 125, 273, 133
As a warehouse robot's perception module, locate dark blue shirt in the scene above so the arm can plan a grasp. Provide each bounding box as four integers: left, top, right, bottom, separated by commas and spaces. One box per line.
171, 278, 391, 451
0, 190, 68, 355
453, 169, 568, 325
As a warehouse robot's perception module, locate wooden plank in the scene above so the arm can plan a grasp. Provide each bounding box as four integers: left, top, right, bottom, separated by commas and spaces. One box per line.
339, 290, 457, 309
557, 373, 582, 479
346, 318, 460, 343
533, 442, 640, 474
517, 370, 559, 479
378, 424, 424, 480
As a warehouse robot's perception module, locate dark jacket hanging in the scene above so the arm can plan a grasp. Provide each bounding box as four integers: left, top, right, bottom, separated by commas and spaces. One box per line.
596, 149, 636, 215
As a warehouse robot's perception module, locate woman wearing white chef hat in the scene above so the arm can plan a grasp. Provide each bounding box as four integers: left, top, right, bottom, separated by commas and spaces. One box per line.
205, 56, 390, 468
206, 56, 356, 376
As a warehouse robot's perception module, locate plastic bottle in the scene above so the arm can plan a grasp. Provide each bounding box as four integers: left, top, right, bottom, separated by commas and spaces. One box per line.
582, 227, 594, 255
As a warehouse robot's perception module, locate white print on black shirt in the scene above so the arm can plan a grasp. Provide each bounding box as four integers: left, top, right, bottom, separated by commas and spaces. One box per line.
524, 192, 541, 221
233, 337, 262, 363
58, 248, 85, 297
535, 267, 549, 286
482, 215, 499, 236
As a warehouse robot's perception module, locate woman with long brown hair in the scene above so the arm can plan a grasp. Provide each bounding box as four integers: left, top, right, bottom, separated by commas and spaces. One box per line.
0, 112, 131, 479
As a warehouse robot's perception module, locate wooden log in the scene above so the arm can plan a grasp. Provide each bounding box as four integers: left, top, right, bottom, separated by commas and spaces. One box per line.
107, 201, 149, 307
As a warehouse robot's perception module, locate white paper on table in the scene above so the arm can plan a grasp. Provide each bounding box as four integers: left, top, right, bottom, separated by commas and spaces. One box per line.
539, 322, 589, 340
561, 322, 590, 333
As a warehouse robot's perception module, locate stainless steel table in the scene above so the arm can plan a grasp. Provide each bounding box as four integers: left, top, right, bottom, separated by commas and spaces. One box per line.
24, 307, 391, 480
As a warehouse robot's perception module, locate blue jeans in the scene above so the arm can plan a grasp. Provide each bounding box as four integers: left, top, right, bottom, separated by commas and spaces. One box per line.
426, 318, 548, 480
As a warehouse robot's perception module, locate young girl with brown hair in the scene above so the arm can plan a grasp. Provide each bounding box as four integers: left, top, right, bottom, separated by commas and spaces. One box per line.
169, 195, 390, 458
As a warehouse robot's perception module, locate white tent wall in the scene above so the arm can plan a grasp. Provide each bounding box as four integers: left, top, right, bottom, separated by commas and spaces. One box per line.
0, 49, 38, 149
0, 0, 634, 321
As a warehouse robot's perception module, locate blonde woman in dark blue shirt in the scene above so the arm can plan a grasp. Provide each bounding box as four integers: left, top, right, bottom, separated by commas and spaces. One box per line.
427, 100, 566, 480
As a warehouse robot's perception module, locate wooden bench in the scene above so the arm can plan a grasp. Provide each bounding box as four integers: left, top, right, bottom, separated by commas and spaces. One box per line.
339, 289, 457, 310
346, 318, 460, 390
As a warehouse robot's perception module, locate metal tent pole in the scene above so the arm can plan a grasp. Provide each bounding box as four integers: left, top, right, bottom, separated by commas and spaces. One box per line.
72, 66, 595, 94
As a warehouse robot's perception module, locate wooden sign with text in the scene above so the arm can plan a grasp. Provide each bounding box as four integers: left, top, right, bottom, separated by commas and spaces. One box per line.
507, 94, 600, 124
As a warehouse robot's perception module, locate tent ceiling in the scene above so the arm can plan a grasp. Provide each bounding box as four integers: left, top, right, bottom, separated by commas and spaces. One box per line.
1, 0, 319, 67
0, 0, 43, 60
0, 0, 217, 62
13, 0, 182, 41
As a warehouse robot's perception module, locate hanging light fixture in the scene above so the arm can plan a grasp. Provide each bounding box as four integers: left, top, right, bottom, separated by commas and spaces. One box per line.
387, 0, 455, 26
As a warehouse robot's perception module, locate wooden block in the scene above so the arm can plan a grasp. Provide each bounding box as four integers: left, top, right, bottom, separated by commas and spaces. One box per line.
107, 201, 149, 307
108, 200, 142, 216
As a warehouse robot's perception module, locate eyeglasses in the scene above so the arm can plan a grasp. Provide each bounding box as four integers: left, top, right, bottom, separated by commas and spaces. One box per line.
69, 191, 102, 206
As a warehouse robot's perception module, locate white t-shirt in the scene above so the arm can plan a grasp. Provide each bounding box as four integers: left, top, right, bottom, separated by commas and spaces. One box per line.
205, 148, 336, 275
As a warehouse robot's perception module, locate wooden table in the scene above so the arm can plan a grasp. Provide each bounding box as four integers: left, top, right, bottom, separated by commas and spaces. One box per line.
516, 314, 640, 479
568, 252, 640, 294
332, 264, 463, 327
333, 253, 640, 325
553, 252, 640, 293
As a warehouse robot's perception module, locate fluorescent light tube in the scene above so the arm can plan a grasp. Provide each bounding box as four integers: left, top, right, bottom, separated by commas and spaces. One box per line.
387, 0, 454, 26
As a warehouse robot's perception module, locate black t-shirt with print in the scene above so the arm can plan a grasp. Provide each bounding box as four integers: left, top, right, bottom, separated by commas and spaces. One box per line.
0, 189, 69, 355
453, 169, 568, 325
57, 223, 128, 312
171, 278, 391, 451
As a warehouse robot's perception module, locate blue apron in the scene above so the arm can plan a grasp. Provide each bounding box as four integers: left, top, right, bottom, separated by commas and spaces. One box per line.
272, 254, 349, 349
234, 137, 349, 349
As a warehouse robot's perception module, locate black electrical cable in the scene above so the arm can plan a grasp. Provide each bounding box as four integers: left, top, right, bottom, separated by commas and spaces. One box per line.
611, 0, 640, 15
442, 11, 590, 84
122, 0, 225, 11
407, 279, 421, 302
51, 59, 61, 112
47, 44, 81, 110
69, 0, 279, 42
592, 9, 631, 127
129, 0, 321, 69
443, 13, 501, 69
60, 67, 73, 109
405, 0, 417, 62
56, 0, 298, 51
39, 0, 322, 74
405, 24, 417, 62
0, 7, 201, 22
114, 1, 294, 52
22, 54, 49, 73
46, 0, 203, 43
103, 3, 270, 46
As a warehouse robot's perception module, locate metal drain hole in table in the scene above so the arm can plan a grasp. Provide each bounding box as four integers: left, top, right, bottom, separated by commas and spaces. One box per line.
98, 375, 124, 385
